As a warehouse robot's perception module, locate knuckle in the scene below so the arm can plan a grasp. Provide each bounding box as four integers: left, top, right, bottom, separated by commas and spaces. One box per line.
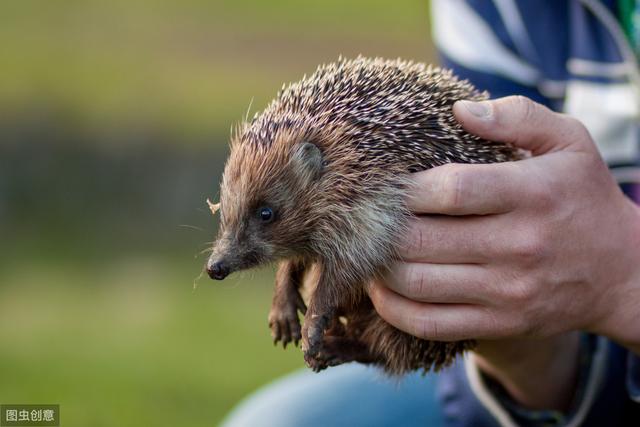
557, 114, 601, 152
438, 164, 466, 211
504, 278, 535, 306
403, 222, 435, 258
511, 95, 538, 123
526, 181, 555, 211
406, 266, 427, 300
405, 226, 426, 254
416, 317, 441, 341
511, 231, 547, 264
562, 115, 591, 139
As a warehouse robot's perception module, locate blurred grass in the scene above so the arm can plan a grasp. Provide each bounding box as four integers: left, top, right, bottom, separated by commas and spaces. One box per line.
0, 0, 432, 143
0, 256, 303, 426
0, 1, 435, 425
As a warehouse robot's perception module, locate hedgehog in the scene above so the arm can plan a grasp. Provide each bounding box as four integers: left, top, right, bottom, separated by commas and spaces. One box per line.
205, 56, 520, 375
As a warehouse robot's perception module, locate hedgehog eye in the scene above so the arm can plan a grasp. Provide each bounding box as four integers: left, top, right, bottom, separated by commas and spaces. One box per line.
258, 207, 274, 223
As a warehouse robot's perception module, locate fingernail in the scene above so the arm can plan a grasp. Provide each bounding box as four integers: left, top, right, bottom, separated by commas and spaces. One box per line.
458, 100, 492, 119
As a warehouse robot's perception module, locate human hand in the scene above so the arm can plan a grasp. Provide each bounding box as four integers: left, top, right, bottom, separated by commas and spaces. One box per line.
369, 95, 640, 352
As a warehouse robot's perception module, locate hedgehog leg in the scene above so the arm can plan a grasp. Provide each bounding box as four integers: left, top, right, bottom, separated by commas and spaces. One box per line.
300, 270, 340, 365
305, 301, 387, 372
268, 259, 307, 348
301, 307, 334, 365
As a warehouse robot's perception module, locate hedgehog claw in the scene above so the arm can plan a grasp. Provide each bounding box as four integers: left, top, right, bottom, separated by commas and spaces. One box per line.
268, 305, 301, 349
270, 320, 281, 345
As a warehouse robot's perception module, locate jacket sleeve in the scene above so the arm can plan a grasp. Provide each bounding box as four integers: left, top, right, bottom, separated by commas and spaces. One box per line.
430, 0, 557, 109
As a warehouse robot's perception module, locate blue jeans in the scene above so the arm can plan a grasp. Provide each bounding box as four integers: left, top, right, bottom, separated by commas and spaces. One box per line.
220, 363, 444, 427
221, 338, 640, 427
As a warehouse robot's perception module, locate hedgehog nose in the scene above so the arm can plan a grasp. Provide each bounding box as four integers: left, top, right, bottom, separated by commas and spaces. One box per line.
207, 261, 229, 280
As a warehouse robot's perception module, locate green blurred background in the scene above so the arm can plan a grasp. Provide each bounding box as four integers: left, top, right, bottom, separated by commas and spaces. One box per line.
0, 1, 435, 425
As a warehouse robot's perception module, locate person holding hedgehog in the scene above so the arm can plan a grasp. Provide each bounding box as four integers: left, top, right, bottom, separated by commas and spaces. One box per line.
222, 1, 640, 426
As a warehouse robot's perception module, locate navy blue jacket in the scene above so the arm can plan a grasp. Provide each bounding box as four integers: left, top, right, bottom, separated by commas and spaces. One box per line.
430, 1, 640, 425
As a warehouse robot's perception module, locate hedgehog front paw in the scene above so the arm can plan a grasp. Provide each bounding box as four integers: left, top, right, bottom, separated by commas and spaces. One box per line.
269, 279, 307, 348
301, 312, 332, 359
304, 351, 333, 372
302, 327, 333, 373
303, 336, 373, 372
268, 304, 303, 348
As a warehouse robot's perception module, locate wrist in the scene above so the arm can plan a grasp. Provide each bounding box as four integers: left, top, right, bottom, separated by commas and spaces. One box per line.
594, 199, 640, 356
474, 332, 581, 411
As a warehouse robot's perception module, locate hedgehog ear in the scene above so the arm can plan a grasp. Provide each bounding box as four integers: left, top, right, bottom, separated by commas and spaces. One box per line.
291, 141, 323, 184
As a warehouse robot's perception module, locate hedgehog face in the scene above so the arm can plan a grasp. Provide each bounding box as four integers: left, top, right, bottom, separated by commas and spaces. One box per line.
206, 137, 324, 280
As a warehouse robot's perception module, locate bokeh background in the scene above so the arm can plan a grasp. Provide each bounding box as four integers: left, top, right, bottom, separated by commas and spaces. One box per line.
0, 1, 435, 425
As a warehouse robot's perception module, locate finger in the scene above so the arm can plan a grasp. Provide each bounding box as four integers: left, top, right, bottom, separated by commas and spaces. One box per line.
407, 162, 523, 215
369, 281, 503, 341
398, 216, 499, 263
453, 96, 597, 155
385, 262, 496, 304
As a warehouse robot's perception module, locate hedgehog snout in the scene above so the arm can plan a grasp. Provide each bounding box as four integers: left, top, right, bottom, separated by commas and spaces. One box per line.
206, 259, 230, 280
207, 233, 236, 280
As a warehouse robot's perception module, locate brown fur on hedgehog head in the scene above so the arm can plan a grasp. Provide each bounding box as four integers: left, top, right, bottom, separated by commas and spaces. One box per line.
206, 123, 342, 280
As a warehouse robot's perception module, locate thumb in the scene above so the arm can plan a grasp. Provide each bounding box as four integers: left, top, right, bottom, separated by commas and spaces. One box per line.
453, 95, 596, 156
